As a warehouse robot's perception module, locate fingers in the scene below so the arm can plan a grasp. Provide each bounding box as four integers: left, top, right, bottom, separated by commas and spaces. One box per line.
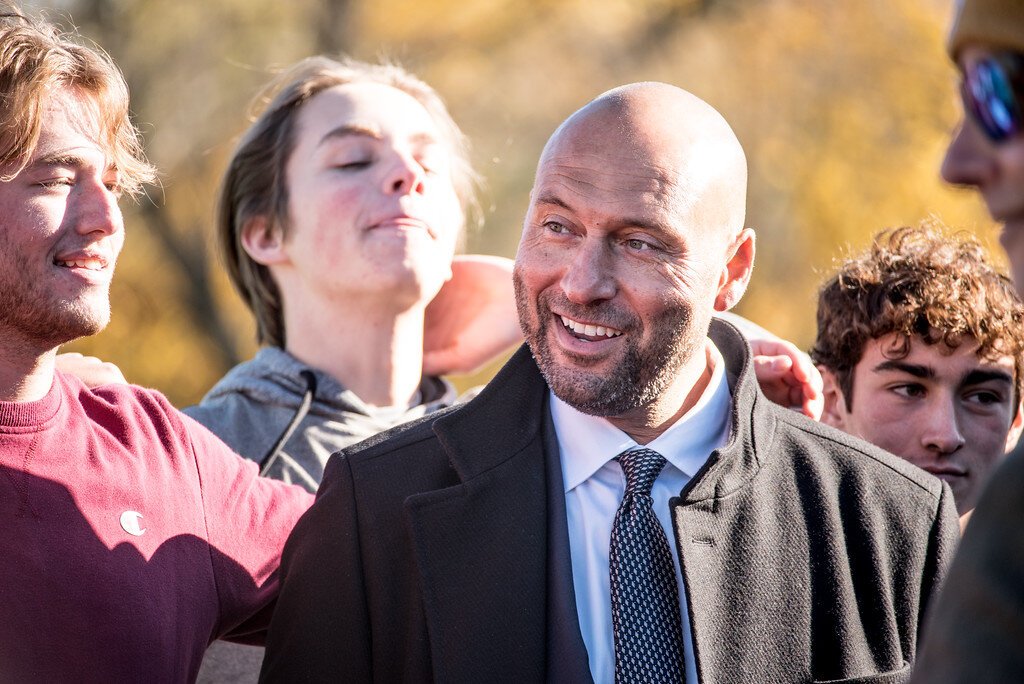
751, 349, 824, 421
801, 390, 825, 422
55, 352, 128, 388
754, 354, 793, 378
798, 362, 824, 420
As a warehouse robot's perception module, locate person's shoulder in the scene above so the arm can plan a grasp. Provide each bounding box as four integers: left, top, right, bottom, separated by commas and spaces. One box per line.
320, 404, 462, 498
343, 403, 460, 462
60, 370, 178, 419
183, 377, 271, 436
314, 404, 463, 522
181, 355, 301, 448
766, 401, 943, 500
183, 358, 267, 415
57, 371, 195, 449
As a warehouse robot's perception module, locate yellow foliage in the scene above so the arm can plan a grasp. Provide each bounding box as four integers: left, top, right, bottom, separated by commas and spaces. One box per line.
58, 0, 1004, 403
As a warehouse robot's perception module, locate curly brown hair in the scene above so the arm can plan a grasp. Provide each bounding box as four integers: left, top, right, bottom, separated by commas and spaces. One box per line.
810, 224, 1024, 409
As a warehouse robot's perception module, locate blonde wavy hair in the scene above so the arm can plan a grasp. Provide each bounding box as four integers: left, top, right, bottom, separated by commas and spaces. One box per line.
0, 5, 154, 195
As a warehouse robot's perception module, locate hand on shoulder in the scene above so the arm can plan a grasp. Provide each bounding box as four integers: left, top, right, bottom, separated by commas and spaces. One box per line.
423, 255, 523, 376
716, 312, 824, 420
56, 352, 128, 388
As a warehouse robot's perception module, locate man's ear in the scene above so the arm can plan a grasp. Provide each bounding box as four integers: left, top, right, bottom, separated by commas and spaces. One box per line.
240, 215, 288, 266
1005, 399, 1024, 454
819, 366, 849, 430
714, 228, 755, 312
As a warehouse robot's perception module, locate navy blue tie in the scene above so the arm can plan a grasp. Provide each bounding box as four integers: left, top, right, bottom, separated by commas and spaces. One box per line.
609, 447, 685, 683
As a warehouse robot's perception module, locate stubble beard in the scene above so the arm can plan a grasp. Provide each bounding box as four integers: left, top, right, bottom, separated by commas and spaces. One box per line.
0, 253, 111, 350
514, 273, 706, 417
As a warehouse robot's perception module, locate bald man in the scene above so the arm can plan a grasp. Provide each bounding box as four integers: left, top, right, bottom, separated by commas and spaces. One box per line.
261, 84, 958, 683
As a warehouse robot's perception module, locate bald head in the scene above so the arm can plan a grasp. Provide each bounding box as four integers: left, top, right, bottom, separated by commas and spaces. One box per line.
538, 82, 747, 241
514, 81, 756, 432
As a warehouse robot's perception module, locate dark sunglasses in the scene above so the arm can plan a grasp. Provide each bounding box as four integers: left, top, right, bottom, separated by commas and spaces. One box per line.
961, 52, 1024, 143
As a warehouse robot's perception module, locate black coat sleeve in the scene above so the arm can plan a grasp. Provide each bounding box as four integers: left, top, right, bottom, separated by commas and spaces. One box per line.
260, 453, 372, 682
911, 452, 1024, 682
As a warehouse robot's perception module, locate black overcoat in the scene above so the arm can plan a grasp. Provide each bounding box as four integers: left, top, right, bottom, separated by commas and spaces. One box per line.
261, 320, 960, 683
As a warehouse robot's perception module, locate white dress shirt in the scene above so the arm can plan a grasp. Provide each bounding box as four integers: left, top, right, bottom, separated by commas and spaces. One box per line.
552, 341, 733, 684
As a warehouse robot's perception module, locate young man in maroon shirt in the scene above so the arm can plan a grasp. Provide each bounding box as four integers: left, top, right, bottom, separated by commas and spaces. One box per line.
0, 7, 311, 682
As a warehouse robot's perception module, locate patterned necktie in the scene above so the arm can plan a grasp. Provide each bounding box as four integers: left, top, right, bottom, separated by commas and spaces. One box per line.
609, 447, 685, 684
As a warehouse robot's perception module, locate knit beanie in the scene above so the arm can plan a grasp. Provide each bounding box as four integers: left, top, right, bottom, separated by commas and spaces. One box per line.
948, 0, 1024, 59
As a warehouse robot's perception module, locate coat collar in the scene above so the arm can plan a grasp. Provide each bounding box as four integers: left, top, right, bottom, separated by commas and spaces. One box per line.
681, 317, 776, 503
430, 317, 771, 501
403, 345, 552, 681
431, 343, 550, 481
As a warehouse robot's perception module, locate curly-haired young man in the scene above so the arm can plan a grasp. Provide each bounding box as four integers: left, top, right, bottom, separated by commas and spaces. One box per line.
811, 225, 1024, 520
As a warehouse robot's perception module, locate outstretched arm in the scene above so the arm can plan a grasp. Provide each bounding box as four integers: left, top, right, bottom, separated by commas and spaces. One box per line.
423, 255, 523, 376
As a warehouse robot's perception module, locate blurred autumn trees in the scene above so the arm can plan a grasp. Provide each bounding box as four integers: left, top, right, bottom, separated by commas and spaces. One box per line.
34, 0, 993, 404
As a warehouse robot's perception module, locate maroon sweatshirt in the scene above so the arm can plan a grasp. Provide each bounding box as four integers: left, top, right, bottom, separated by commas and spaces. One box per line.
0, 372, 313, 682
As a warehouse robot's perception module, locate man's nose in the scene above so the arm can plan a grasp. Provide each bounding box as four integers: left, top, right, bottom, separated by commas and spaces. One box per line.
560, 240, 616, 305
941, 117, 996, 188
73, 179, 122, 238
383, 153, 426, 196
920, 397, 967, 455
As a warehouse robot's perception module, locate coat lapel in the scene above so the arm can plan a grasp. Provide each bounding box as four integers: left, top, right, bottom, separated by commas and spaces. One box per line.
541, 402, 595, 683
404, 346, 552, 682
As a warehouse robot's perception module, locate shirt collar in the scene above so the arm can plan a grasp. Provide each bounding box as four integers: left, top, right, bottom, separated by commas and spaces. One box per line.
552, 340, 732, 493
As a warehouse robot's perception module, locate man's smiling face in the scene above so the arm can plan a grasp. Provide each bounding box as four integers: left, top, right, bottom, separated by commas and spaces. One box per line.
513, 147, 715, 420
512, 86, 753, 434
0, 86, 124, 348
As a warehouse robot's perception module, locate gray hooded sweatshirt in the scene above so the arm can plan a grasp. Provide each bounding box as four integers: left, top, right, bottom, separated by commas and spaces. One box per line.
184, 346, 458, 493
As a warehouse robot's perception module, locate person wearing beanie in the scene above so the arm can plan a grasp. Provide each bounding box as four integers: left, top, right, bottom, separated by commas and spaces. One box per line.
912, 1, 1024, 682
942, 0, 1024, 287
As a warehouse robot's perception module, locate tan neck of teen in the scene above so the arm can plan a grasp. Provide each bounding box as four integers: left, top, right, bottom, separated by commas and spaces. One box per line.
283, 298, 427, 409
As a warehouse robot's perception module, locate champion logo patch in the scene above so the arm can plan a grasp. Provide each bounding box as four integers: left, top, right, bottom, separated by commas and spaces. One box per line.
119, 510, 146, 537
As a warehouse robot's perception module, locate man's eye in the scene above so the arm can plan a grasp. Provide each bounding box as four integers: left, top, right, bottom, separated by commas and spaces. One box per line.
624, 238, 651, 251
544, 221, 570, 234
966, 390, 1003, 406
891, 384, 925, 398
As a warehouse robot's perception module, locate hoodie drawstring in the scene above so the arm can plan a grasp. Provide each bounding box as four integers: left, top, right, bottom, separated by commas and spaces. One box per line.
259, 370, 318, 476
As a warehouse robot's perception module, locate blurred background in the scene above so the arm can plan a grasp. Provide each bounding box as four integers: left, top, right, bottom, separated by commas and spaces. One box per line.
30, 0, 996, 405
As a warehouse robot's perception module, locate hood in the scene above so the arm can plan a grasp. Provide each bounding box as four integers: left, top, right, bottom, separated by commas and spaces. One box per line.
200, 346, 456, 418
